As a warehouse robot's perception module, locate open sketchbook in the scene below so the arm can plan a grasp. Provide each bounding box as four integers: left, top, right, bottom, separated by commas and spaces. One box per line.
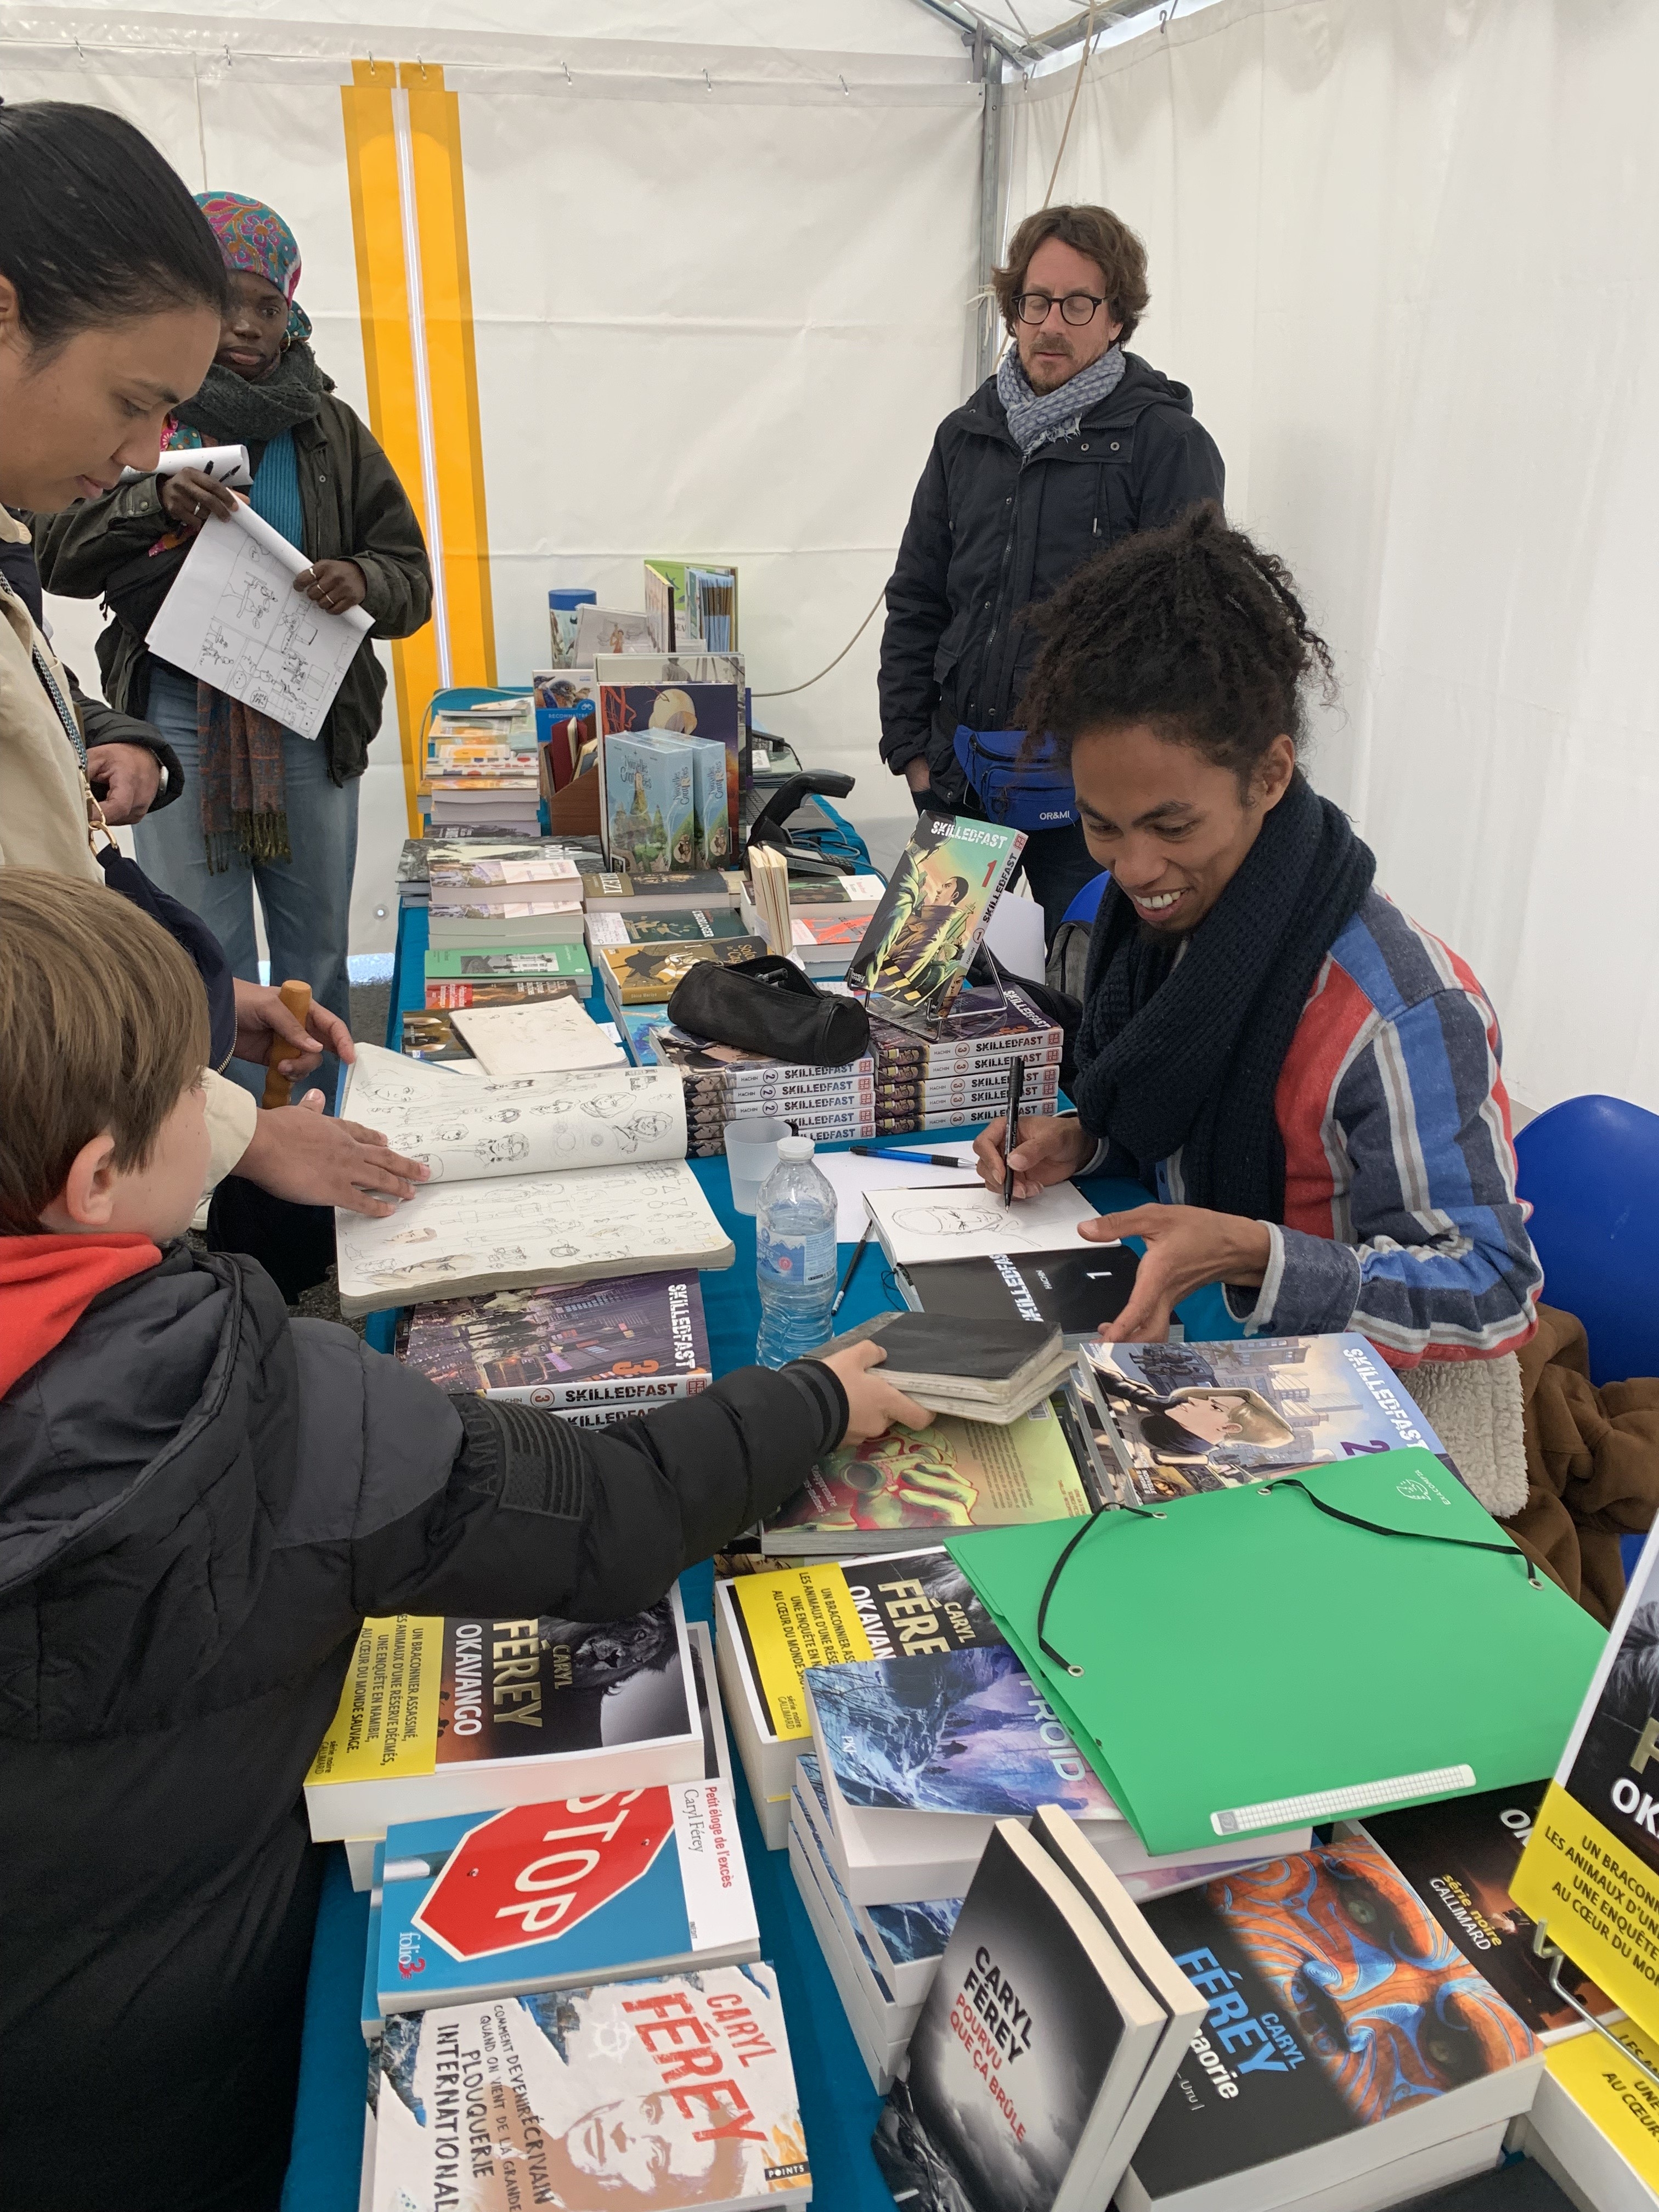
145, 501, 371, 741
334, 1044, 734, 1317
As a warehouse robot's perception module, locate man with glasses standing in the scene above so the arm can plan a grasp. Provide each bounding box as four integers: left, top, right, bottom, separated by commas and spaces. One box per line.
879, 204, 1224, 939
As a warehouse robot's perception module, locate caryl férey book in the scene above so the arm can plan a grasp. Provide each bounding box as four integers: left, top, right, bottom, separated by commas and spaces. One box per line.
1082, 1331, 1451, 1503
304, 1598, 701, 1837
397, 1272, 711, 1408
1127, 1838, 1541, 2208
372, 1965, 811, 2210
1358, 1784, 1613, 2040
729, 1548, 1001, 1745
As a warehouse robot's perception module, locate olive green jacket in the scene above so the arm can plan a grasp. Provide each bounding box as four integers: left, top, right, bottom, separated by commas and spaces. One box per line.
32, 394, 432, 783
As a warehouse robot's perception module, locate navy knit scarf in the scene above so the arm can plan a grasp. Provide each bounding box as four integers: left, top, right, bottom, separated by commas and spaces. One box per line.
1071, 772, 1375, 1223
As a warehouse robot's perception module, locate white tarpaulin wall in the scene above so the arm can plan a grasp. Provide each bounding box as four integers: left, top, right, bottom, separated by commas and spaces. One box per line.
2, 4, 984, 952
1005, 0, 1659, 1117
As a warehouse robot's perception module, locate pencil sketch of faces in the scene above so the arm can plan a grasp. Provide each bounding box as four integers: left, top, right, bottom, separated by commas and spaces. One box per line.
610, 1111, 674, 1153
529, 1101, 574, 1116
891, 1198, 1046, 1245
579, 1092, 630, 1118
392, 1125, 469, 1148
475, 1133, 529, 1164
483, 1108, 521, 1124
386, 1225, 439, 1246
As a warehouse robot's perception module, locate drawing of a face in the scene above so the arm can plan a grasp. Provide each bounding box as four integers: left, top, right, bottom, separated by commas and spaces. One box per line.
836, 1433, 979, 1531
475, 1134, 529, 1165
1163, 1389, 1295, 1448
484, 1108, 522, 1124
386, 1226, 438, 1246
890, 1199, 1042, 1247
542, 2086, 751, 2207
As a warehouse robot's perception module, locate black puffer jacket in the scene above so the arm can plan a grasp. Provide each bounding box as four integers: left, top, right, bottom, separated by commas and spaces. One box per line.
0, 1246, 844, 2212
878, 353, 1224, 804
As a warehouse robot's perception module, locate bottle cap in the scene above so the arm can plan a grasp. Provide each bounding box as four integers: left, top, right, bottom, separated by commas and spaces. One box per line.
776, 1136, 815, 1161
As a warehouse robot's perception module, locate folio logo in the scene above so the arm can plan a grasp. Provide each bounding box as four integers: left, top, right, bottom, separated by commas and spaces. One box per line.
411, 1791, 674, 1962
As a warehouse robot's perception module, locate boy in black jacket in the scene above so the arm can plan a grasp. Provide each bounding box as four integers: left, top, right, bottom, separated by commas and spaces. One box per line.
0, 870, 927, 2212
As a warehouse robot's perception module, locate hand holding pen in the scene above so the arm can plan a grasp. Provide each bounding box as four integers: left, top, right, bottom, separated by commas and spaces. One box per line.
972, 1101, 1095, 1201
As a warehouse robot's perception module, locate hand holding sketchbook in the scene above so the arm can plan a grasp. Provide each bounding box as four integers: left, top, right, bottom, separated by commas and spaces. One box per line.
947, 1449, 1606, 1856
144, 501, 371, 740
332, 1043, 733, 1316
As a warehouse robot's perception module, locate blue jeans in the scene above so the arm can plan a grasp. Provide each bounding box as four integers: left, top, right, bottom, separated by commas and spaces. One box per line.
136, 665, 359, 1107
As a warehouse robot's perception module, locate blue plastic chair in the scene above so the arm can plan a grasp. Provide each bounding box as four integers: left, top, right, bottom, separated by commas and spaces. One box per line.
1514, 1094, 1659, 1582
1060, 870, 1110, 929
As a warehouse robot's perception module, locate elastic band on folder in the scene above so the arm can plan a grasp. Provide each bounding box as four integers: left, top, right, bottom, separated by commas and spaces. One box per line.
1033, 1474, 1539, 1678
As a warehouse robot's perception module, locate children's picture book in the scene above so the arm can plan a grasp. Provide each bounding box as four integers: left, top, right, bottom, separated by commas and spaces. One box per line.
760, 1398, 1093, 1555
585, 906, 751, 947
372, 1965, 811, 2212
398, 1270, 712, 1410
872, 1819, 1168, 2212
688, 733, 731, 865
1082, 1331, 1451, 1502
1123, 1838, 1544, 2212
601, 731, 693, 872
1358, 1784, 1614, 2040
305, 1594, 703, 1841
1510, 1514, 1659, 2041
595, 936, 768, 1007
847, 810, 1026, 1036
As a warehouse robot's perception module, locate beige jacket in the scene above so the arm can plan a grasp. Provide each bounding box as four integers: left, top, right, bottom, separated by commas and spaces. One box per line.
0, 508, 257, 1186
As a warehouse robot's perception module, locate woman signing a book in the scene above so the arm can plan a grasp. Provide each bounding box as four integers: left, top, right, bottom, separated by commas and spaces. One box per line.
973, 506, 1541, 1444
34, 187, 432, 1107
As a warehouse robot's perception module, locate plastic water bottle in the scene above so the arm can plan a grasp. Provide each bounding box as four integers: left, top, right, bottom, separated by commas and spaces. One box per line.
755, 1136, 839, 1368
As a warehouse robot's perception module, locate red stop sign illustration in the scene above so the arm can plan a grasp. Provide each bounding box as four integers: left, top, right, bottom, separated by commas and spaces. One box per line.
413, 1790, 675, 1962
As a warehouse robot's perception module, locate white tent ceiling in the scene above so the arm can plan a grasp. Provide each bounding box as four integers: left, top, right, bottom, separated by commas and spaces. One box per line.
4, 0, 1653, 1116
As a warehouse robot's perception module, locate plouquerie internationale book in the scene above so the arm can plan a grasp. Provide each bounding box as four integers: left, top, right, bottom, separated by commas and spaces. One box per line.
373, 1965, 811, 2211
1082, 1331, 1451, 1503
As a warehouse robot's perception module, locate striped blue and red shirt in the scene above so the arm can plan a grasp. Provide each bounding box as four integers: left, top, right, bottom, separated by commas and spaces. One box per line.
1156, 889, 1541, 1368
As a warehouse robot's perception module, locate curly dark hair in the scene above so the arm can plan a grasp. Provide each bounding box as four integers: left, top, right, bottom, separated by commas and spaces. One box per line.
1017, 504, 1338, 785
991, 205, 1149, 345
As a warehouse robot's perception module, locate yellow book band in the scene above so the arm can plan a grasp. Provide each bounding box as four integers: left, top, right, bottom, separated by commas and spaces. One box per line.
306, 1613, 444, 1785
1511, 1778, 1659, 2039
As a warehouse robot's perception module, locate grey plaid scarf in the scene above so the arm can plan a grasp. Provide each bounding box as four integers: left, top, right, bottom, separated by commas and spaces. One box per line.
997, 341, 1127, 455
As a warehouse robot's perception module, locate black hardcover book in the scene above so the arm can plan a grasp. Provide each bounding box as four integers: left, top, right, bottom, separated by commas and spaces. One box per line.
907, 1244, 1140, 1337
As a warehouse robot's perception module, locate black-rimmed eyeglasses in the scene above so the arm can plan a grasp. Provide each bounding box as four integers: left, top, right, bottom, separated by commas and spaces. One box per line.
1013, 290, 1107, 328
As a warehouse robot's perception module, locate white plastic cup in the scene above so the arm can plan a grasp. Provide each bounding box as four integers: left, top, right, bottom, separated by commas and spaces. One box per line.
725, 1116, 793, 1216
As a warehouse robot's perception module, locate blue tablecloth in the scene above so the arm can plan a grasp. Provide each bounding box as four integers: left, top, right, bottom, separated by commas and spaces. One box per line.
282, 902, 1242, 2211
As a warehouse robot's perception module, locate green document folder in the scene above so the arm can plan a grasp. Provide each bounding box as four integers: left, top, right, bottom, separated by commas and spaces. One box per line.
947, 1448, 1606, 1858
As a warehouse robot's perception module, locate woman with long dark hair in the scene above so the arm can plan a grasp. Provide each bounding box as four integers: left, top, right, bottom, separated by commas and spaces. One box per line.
974, 507, 1540, 1455
35, 187, 432, 1103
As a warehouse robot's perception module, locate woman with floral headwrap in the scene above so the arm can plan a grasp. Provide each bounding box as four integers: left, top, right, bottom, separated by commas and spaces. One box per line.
36, 189, 432, 1102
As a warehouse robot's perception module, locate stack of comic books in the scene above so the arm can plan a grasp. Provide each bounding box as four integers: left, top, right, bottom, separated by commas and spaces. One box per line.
645, 1019, 885, 1154
870, 979, 1063, 1126
397, 1269, 712, 1428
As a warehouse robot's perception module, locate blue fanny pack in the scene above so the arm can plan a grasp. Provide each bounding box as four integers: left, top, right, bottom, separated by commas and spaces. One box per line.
951, 725, 1079, 833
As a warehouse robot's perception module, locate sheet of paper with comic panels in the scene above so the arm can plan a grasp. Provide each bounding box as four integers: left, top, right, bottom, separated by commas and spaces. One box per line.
334, 1044, 732, 1315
